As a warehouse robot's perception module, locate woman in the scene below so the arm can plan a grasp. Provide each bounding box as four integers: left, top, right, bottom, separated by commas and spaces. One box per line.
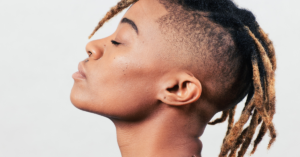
71, 0, 277, 156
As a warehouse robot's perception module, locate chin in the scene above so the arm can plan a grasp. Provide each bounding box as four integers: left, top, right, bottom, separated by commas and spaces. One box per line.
70, 86, 112, 117
70, 85, 88, 111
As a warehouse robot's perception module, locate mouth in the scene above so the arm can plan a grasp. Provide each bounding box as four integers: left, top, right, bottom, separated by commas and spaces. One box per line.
72, 62, 86, 80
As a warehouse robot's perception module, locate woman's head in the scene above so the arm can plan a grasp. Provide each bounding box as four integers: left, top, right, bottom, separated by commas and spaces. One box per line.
70, 0, 277, 156
70, 0, 204, 121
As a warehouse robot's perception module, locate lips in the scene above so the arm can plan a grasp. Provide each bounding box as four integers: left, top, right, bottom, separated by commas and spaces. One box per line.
72, 62, 86, 80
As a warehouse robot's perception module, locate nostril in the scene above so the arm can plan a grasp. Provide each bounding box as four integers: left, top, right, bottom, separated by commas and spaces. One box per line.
85, 39, 106, 60
88, 51, 92, 57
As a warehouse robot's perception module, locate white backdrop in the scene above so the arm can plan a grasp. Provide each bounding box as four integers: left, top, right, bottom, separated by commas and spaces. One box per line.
0, 0, 299, 156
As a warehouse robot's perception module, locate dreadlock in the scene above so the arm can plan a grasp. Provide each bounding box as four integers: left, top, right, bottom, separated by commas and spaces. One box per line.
88, 0, 277, 156
88, 0, 138, 39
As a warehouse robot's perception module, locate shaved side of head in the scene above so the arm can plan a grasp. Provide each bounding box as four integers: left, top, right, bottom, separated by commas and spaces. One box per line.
156, 0, 251, 110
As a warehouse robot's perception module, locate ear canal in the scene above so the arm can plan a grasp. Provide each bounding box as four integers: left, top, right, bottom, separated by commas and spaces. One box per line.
166, 81, 195, 97
167, 84, 179, 94
159, 76, 201, 106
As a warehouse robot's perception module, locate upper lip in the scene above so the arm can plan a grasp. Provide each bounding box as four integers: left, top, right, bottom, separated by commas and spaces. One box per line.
78, 62, 87, 78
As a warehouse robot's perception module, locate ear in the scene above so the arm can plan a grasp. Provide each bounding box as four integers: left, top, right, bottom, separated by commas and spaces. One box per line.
157, 71, 202, 106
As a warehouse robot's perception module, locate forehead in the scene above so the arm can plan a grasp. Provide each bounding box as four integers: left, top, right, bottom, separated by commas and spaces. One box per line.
123, 0, 168, 34
127, 0, 168, 20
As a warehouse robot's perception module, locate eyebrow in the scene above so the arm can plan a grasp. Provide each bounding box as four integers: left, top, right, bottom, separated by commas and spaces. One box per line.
121, 18, 139, 34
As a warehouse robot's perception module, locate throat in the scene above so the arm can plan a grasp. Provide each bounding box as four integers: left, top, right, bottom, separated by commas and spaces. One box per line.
111, 108, 206, 157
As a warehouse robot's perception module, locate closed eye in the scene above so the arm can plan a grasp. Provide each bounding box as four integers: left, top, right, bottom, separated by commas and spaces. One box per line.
111, 40, 121, 46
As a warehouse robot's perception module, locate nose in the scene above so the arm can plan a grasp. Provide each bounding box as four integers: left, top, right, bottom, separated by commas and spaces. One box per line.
85, 39, 106, 60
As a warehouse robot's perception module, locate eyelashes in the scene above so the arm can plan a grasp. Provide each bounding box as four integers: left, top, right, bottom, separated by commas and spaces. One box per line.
111, 40, 121, 46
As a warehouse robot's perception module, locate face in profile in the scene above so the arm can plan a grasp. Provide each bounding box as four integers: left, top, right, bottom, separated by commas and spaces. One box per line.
70, 1, 278, 156
70, 0, 177, 121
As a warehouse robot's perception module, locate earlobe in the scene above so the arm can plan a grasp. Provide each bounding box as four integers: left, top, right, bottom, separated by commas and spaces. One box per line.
157, 72, 202, 106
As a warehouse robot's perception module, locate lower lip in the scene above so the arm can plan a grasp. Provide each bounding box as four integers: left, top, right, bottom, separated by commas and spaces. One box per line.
72, 71, 86, 80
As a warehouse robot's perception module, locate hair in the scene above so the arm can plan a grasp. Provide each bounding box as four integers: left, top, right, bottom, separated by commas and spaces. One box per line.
88, 0, 277, 156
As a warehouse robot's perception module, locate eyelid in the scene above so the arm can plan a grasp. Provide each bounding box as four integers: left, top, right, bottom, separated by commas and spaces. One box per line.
111, 40, 121, 46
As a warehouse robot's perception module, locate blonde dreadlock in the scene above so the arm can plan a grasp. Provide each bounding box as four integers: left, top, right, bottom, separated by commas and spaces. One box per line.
208, 110, 230, 125
88, 0, 277, 156
217, 26, 276, 157
88, 0, 138, 39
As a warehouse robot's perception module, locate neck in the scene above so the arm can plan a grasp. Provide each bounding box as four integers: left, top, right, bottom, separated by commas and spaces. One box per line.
111, 104, 208, 157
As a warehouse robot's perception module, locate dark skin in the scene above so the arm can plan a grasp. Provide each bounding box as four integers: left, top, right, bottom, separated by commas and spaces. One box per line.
71, 0, 219, 156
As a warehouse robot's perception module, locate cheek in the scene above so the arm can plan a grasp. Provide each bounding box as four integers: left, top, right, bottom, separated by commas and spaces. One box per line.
80, 55, 158, 119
